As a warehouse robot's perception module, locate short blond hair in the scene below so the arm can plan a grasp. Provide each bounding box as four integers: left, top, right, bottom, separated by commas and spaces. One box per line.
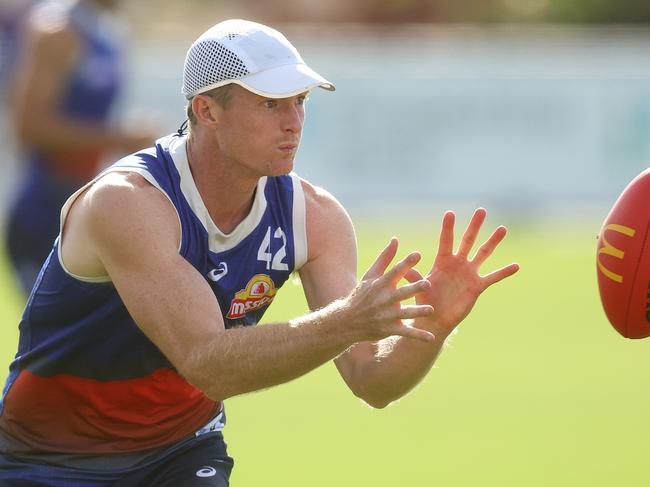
186, 84, 234, 126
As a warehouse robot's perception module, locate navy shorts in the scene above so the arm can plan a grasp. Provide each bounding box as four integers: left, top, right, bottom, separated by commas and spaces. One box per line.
0, 432, 233, 486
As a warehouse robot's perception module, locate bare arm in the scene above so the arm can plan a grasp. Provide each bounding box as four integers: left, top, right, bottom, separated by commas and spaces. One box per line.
298, 183, 442, 408
63, 173, 434, 402
10, 10, 151, 154
299, 182, 520, 408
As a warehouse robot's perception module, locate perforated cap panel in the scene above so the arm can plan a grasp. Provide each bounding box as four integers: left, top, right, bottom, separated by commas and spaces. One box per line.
181, 19, 335, 99
182, 39, 249, 98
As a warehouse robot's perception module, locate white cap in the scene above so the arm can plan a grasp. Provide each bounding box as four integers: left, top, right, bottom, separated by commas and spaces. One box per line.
182, 19, 335, 99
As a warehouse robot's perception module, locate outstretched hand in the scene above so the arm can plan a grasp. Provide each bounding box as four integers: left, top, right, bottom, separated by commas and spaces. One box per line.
342, 242, 435, 344
405, 208, 519, 334
346, 208, 518, 345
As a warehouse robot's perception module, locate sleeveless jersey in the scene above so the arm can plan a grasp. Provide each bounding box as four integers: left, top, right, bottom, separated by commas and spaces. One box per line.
0, 133, 308, 454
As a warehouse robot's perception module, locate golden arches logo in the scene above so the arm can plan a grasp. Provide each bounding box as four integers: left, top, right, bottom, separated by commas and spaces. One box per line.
597, 223, 636, 283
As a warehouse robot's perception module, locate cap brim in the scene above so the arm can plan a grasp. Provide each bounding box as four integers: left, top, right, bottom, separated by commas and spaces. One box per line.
186, 64, 335, 99
236, 63, 335, 98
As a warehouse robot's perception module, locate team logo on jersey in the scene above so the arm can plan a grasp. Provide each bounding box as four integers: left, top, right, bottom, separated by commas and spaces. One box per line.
226, 274, 277, 319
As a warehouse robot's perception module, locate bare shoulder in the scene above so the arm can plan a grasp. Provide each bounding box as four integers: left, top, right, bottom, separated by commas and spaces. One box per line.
84, 171, 162, 208
62, 172, 179, 277
14, 2, 79, 82
299, 177, 356, 262
25, 2, 77, 49
300, 177, 352, 227
83, 172, 176, 235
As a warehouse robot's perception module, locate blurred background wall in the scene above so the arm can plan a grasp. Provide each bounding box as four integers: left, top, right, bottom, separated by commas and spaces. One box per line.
1, 0, 649, 224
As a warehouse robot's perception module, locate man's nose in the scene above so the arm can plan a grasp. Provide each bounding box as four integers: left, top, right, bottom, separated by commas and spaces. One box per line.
282, 104, 304, 133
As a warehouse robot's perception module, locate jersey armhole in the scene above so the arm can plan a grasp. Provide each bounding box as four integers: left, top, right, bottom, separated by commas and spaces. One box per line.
291, 174, 308, 270
57, 166, 183, 283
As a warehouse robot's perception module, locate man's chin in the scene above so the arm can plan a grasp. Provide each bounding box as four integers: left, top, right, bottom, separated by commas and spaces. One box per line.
272, 159, 295, 176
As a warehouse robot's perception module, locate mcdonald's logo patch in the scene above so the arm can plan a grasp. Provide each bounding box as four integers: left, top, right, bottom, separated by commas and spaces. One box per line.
227, 274, 277, 319
597, 223, 636, 283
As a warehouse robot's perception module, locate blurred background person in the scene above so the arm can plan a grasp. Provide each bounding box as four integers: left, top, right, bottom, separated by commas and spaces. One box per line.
0, 1, 35, 91
3, 0, 153, 294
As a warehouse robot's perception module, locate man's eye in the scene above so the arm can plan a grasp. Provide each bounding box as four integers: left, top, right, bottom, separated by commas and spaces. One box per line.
297, 96, 308, 105
264, 100, 276, 108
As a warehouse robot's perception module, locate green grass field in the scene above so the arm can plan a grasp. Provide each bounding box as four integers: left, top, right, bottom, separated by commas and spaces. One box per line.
1, 217, 649, 486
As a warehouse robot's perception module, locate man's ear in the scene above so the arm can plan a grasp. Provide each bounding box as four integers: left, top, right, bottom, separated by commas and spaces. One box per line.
192, 95, 221, 127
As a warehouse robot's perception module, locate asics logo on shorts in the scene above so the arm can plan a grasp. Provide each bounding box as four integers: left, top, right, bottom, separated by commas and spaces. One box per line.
196, 466, 217, 477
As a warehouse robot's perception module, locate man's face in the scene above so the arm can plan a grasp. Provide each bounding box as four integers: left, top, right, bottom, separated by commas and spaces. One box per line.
212, 85, 307, 178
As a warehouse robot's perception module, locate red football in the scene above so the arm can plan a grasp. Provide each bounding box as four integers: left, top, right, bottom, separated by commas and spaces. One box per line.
597, 168, 650, 338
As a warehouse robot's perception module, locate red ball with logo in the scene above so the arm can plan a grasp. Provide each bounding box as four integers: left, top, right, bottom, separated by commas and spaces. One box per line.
597, 168, 650, 338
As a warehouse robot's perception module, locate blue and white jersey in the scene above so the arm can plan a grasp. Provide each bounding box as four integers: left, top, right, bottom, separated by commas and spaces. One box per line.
0, 132, 307, 454
117, 133, 308, 327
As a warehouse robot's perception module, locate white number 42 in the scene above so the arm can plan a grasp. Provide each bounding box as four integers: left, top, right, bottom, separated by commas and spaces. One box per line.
257, 226, 289, 271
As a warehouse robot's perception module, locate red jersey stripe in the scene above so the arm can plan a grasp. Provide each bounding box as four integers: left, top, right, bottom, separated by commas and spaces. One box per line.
0, 369, 219, 453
